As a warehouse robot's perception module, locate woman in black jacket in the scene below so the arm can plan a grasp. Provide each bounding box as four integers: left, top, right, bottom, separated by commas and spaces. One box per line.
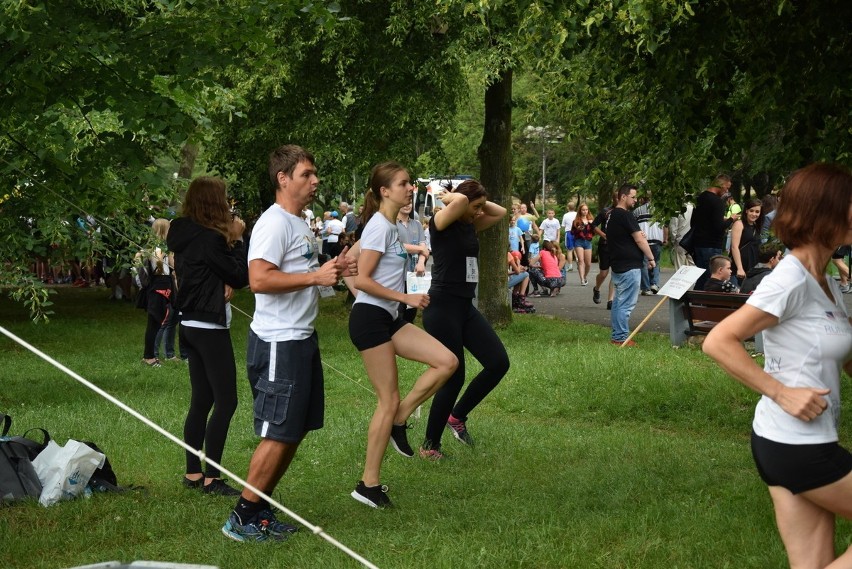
168, 177, 248, 495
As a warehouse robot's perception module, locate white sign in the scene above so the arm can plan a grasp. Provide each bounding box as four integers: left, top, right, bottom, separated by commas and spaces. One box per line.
656, 266, 707, 299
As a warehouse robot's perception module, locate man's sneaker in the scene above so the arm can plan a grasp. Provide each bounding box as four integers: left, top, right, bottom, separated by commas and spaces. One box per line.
221, 511, 292, 542
592, 287, 601, 304
389, 423, 414, 458
606, 300, 612, 310
257, 509, 299, 535
650, 284, 659, 293
446, 415, 474, 446
351, 481, 392, 508
641, 289, 653, 296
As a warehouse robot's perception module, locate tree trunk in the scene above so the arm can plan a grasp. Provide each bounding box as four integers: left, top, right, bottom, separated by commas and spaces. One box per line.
476, 68, 513, 327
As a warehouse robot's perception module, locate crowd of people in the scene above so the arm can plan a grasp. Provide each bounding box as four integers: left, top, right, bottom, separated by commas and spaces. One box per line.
35, 145, 852, 566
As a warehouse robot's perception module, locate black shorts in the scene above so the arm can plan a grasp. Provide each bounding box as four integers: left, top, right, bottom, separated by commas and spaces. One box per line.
751, 431, 852, 494
349, 303, 407, 351
246, 329, 324, 443
597, 243, 611, 271
833, 245, 851, 259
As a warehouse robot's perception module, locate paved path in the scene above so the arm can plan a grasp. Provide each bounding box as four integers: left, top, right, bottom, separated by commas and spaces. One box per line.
526, 266, 852, 336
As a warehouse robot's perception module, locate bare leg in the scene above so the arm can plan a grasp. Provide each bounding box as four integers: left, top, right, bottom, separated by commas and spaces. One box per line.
240, 438, 302, 502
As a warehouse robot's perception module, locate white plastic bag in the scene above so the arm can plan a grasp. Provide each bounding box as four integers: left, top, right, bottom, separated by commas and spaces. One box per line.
32, 439, 105, 507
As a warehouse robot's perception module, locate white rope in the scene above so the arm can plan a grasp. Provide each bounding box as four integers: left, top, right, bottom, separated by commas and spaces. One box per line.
0, 325, 380, 569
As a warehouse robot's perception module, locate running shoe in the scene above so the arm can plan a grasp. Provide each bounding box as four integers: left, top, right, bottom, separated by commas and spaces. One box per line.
221, 511, 292, 542
592, 287, 601, 304
418, 446, 445, 461
446, 415, 474, 446
257, 509, 299, 535
351, 481, 392, 508
650, 284, 659, 293
203, 478, 241, 496
389, 423, 414, 458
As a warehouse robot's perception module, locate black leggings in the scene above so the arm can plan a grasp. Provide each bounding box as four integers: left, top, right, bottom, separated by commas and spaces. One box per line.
422, 292, 510, 447
181, 326, 238, 478
143, 313, 160, 359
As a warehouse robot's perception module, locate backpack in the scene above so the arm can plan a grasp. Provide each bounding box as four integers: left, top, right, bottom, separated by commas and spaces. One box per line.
0, 413, 50, 502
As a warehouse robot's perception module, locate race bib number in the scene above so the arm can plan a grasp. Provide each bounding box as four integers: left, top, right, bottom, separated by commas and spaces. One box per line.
465, 257, 478, 283
318, 285, 336, 298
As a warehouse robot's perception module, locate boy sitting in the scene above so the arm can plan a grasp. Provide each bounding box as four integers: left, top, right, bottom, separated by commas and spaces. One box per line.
702, 255, 738, 293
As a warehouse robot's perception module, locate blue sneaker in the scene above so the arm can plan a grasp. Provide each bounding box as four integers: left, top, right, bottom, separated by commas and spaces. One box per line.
257, 509, 299, 535
221, 511, 295, 542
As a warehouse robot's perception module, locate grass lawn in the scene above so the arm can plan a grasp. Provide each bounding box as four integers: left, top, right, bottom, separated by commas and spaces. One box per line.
1, 287, 849, 568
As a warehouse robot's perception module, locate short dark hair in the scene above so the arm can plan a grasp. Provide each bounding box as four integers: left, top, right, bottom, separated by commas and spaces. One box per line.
774, 163, 852, 249
268, 145, 315, 189
453, 179, 488, 202
757, 242, 782, 264
617, 183, 637, 199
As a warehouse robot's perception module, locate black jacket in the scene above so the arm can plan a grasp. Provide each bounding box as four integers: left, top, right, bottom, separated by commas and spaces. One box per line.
167, 217, 248, 327
691, 190, 727, 249
739, 266, 772, 295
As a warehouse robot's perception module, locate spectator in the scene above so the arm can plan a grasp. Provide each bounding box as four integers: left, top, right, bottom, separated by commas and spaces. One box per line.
136, 218, 173, 367
340, 201, 358, 234
740, 242, 782, 294
561, 203, 577, 272
325, 211, 346, 258
396, 202, 429, 323
730, 198, 764, 284
592, 193, 617, 309
508, 251, 534, 313
691, 174, 730, 290
607, 184, 655, 347
168, 176, 249, 495
831, 245, 852, 293
703, 163, 852, 569
528, 240, 565, 296
703, 255, 738, 293
759, 194, 778, 243
539, 209, 561, 244
508, 216, 524, 255
669, 198, 695, 270
633, 193, 667, 295
571, 203, 595, 286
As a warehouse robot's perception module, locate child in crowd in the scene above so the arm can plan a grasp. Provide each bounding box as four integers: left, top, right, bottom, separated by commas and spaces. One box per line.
703, 255, 738, 293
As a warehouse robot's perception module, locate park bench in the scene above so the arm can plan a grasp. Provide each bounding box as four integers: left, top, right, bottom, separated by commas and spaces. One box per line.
669, 290, 764, 351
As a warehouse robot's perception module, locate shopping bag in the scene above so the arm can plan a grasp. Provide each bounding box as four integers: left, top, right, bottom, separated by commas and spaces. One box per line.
32, 439, 105, 506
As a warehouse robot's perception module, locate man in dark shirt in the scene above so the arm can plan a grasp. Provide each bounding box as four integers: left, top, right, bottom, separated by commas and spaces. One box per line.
739, 243, 782, 294
607, 184, 656, 347
690, 174, 731, 290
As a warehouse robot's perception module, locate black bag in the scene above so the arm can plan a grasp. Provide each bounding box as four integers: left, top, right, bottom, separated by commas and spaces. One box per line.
0, 413, 48, 502
80, 441, 123, 493
679, 227, 696, 256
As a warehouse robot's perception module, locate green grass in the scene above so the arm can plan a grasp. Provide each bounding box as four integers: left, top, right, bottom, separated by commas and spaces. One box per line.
0, 288, 849, 568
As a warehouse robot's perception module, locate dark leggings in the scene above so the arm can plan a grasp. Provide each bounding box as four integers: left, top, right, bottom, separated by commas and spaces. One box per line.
422, 292, 510, 447
181, 325, 238, 478
143, 313, 161, 359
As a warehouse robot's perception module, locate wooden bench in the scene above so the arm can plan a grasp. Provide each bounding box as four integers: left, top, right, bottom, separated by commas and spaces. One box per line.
669, 290, 764, 351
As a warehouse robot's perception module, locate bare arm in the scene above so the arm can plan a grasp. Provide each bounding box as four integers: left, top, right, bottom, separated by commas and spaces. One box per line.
249, 244, 354, 293
473, 201, 507, 232
730, 220, 745, 278
704, 305, 830, 421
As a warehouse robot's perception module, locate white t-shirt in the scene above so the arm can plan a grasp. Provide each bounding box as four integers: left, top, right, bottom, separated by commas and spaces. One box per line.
540, 218, 560, 242
302, 208, 315, 227
353, 213, 407, 318
748, 255, 852, 444
326, 219, 345, 243
561, 211, 577, 233
249, 205, 320, 342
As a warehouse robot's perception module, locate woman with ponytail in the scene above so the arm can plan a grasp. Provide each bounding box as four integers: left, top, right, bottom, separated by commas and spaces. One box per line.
348, 161, 457, 509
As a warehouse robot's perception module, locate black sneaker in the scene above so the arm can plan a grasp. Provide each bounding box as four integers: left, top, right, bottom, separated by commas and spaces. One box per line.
389, 423, 414, 457
606, 300, 612, 310
351, 481, 392, 508
446, 415, 474, 446
592, 287, 601, 304
203, 478, 241, 496
183, 477, 203, 490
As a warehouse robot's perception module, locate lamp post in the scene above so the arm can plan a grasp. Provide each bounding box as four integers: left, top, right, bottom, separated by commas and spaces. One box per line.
524, 125, 564, 209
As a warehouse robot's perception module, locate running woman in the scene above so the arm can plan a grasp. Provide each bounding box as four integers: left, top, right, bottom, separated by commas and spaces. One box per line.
420, 179, 510, 459
349, 161, 457, 508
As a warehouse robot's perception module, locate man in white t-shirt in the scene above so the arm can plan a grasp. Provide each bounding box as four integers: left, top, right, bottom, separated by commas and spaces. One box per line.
221, 145, 356, 543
